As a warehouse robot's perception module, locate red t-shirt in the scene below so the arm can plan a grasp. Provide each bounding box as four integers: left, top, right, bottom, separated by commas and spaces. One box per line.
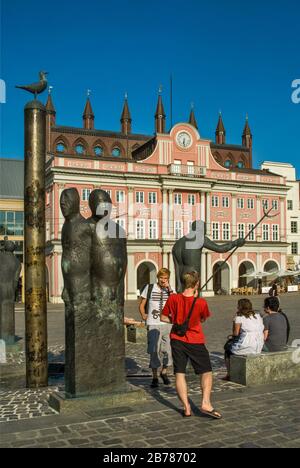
162, 294, 211, 344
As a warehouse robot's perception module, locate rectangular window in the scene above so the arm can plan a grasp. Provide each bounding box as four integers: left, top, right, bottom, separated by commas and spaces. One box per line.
175, 221, 183, 240
212, 196, 219, 208
82, 189, 92, 202
116, 218, 126, 230
136, 220, 145, 239
188, 194, 195, 206
173, 160, 182, 174
272, 200, 278, 210
116, 191, 125, 203
262, 199, 269, 210
188, 220, 193, 233
222, 223, 230, 241
238, 223, 245, 238
105, 190, 112, 198
222, 196, 230, 208
291, 242, 298, 255
263, 224, 270, 241
248, 199, 254, 210
287, 200, 293, 210
212, 222, 219, 240
149, 192, 157, 204
272, 225, 279, 241
187, 161, 195, 175
0, 211, 24, 236
136, 192, 144, 204
237, 198, 244, 209
248, 224, 255, 241
149, 220, 158, 239
174, 194, 182, 205
291, 221, 298, 234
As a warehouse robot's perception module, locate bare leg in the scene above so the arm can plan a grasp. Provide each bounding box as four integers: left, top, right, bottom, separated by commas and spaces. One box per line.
175, 373, 191, 415
200, 372, 221, 418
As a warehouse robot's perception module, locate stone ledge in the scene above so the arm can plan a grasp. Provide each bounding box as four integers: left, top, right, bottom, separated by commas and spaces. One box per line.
230, 348, 300, 386
48, 383, 147, 414
126, 324, 147, 343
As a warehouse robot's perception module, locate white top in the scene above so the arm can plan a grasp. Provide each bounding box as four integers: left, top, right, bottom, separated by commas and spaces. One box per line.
141, 283, 175, 326
231, 313, 264, 355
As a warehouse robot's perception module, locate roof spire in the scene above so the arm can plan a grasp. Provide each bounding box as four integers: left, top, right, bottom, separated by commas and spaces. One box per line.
120, 92, 132, 135
215, 113, 226, 144
155, 85, 166, 133
83, 91, 94, 130
189, 102, 198, 129
46, 86, 56, 114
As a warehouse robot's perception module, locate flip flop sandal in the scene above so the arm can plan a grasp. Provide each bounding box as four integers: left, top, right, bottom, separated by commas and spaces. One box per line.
200, 409, 222, 420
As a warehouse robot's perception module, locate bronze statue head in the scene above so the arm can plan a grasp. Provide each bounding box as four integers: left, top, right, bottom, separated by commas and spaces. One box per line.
60, 188, 80, 219
89, 189, 112, 221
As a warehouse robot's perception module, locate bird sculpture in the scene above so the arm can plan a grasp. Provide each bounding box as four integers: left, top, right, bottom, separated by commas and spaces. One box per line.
16, 71, 48, 99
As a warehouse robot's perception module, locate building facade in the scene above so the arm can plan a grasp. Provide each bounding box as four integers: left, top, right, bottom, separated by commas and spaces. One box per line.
44, 93, 290, 302
262, 162, 300, 270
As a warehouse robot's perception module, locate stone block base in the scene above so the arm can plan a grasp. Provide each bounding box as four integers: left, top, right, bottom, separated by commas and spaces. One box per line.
49, 383, 147, 414
127, 324, 147, 343
230, 348, 300, 386
201, 290, 215, 297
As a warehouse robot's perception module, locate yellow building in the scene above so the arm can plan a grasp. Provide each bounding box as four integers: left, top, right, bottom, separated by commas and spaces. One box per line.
0, 158, 24, 301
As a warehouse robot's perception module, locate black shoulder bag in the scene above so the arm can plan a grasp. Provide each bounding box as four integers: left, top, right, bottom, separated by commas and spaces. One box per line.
171, 297, 197, 337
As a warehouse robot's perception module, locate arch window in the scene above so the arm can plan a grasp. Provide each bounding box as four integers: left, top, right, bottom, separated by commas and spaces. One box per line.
112, 147, 121, 157
237, 161, 245, 168
224, 159, 232, 168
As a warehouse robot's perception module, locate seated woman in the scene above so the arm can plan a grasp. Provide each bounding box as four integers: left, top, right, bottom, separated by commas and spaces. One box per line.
263, 297, 289, 352
223, 298, 264, 380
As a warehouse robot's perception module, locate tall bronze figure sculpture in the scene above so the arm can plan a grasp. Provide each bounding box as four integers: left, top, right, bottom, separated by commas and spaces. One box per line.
173, 220, 245, 293
60, 188, 127, 397
17, 72, 48, 388
0, 237, 21, 345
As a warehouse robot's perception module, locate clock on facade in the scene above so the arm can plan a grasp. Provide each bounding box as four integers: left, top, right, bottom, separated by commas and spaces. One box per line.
176, 131, 192, 149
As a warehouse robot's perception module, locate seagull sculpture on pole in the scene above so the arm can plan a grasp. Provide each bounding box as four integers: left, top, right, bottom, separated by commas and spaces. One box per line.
16, 71, 48, 99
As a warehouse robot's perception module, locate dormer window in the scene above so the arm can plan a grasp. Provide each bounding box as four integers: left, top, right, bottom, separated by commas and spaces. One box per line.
225, 160, 232, 168
94, 146, 103, 157
75, 144, 85, 155
112, 147, 121, 157
237, 161, 245, 169
56, 143, 65, 153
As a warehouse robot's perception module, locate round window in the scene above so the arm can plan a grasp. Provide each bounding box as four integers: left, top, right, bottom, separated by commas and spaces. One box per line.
56, 143, 65, 153
75, 144, 85, 155
94, 146, 103, 156
112, 147, 121, 157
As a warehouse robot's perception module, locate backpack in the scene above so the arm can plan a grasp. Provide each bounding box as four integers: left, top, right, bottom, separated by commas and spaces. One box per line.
140, 283, 154, 314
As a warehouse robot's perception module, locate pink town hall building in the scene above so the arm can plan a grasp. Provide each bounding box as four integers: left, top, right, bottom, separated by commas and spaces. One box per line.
45, 92, 289, 302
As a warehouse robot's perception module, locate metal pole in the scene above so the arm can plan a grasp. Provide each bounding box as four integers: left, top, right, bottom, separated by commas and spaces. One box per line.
24, 100, 48, 387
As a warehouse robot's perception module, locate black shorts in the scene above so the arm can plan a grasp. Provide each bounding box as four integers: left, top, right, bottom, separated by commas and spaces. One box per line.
171, 339, 212, 375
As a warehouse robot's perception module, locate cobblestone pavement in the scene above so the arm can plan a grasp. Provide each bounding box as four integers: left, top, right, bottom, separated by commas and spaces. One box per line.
1, 294, 299, 448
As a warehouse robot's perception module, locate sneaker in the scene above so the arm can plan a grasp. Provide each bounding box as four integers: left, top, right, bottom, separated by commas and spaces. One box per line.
150, 378, 159, 388
160, 372, 171, 385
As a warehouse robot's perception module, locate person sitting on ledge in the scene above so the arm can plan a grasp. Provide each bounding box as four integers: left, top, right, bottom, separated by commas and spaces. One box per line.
223, 298, 264, 380
263, 297, 290, 352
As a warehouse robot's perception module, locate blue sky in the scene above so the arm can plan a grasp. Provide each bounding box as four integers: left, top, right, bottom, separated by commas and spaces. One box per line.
1, 0, 299, 176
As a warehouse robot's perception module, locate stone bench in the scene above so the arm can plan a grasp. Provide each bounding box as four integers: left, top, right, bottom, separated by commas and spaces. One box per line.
230, 347, 300, 386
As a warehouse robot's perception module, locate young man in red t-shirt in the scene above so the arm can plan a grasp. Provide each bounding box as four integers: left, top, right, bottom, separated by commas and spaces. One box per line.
161, 271, 222, 419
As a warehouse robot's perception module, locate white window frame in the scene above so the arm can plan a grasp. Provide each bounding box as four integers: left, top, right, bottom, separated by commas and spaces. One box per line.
173, 160, 182, 174
82, 188, 92, 202
212, 196, 219, 208
263, 224, 270, 241
136, 219, 145, 239
291, 221, 298, 234
262, 199, 269, 210
291, 242, 298, 255
237, 198, 244, 209
149, 219, 158, 239
222, 196, 230, 208
272, 224, 279, 241
287, 200, 293, 211
247, 198, 254, 210
148, 192, 157, 204
272, 200, 278, 210
188, 220, 193, 233
175, 221, 183, 239
222, 222, 230, 241
187, 161, 195, 175
238, 223, 245, 239
174, 194, 182, 205
116, 218, 126, 230
248, 224, 255, 241
136, 191, 144, 204
116, 190, 125, 203
188, 194, 195, 206
212, 222, 220, 240
105, 189, 112, 198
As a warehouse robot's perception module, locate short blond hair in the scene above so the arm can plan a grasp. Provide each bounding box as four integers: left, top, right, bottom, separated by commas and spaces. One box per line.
182, 271, 200, 289
157, 268, 170, 278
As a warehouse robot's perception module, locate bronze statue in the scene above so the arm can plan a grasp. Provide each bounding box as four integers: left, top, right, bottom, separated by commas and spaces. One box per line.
0, 237, 21, 345
16, 71, 48, 99
173, 220, 245, 292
